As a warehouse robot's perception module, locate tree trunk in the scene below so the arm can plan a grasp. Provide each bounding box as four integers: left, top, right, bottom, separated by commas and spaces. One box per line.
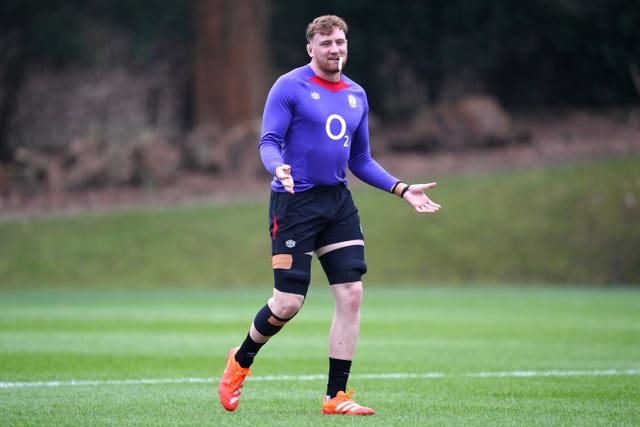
193, 0, 270, 128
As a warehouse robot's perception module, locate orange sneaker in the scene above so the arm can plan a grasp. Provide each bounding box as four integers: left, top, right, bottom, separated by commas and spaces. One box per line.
218, 347, 251, 411
322, 389, 375, 415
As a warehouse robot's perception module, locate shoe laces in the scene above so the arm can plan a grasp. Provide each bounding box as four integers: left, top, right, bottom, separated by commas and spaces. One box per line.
228, 365, 251, 391
339, 389, 356, 401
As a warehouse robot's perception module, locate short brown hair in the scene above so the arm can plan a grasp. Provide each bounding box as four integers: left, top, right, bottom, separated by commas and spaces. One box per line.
306, 15, 348, 42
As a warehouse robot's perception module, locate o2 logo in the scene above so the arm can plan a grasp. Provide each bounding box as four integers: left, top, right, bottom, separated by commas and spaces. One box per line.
325, 114, 349, 147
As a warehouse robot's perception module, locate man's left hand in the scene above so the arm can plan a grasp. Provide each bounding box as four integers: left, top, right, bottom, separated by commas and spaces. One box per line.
402, 182, 441, 214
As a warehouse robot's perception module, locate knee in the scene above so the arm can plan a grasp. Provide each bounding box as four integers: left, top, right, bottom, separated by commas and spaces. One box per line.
346, 282, 363, 310
337, 282, 363, 313
269, 292, 305, 319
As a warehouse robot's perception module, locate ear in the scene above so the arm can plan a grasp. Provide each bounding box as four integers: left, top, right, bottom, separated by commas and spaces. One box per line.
306, 43, 313, 57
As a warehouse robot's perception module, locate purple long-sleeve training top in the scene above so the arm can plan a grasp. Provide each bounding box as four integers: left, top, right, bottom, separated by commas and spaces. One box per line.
259, 65, 400, 193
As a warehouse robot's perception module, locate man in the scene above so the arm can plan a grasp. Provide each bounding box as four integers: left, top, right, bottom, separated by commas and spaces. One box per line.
218, 15, 441, 415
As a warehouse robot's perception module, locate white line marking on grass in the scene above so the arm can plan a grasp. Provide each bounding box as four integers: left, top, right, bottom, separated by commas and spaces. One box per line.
1, 369, 639, 389
0, 377, 210, 388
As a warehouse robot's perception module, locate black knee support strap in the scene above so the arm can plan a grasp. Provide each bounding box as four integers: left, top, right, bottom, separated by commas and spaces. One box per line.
318, 244, 367, 285
253, 304, 292, 337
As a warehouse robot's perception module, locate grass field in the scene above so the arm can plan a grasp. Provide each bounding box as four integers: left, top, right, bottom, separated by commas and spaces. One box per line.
1, 155, 640, 288
1, 156, 638, 425
2, 286, 639, 426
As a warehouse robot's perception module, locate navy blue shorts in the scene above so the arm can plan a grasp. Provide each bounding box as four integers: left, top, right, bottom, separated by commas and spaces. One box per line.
269, 184, 364, 255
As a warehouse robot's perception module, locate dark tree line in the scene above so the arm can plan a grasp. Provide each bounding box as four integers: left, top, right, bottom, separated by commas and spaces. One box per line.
1, 0, 639, 160
271, 0, 640, 112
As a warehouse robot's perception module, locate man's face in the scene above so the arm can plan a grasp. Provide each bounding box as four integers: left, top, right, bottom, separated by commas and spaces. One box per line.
307, 28, 348, 75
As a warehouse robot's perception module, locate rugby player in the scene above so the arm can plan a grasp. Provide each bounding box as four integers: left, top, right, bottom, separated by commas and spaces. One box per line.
218, 14, 441, 415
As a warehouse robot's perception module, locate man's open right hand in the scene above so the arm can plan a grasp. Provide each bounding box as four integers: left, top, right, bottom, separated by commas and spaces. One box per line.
275, 165, 294, 194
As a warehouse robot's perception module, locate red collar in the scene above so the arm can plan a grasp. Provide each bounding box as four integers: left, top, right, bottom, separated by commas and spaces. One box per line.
308, 75, 350, 92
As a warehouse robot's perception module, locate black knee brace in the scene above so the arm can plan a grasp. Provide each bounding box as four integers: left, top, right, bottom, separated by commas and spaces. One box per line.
318, 244, 367, 285
253, 304, 292, 337
272, 253, 312, 296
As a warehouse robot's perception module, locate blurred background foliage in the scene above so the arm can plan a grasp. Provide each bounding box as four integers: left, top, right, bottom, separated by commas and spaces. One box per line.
2, 0, 638, 167
2, 0, 638, 107
0, 0, 190, 64
271, 0, 640, 110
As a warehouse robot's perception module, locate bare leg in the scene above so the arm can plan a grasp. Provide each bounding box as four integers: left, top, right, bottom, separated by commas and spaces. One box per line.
329, 281, 363, 360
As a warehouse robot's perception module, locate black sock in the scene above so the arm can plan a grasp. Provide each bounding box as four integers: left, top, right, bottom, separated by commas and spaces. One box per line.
326, 357, 352, 398
235, 334, 264, 368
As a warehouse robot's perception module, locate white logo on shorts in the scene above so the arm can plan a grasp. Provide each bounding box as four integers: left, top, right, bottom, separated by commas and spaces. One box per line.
285, 239, 296, 248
